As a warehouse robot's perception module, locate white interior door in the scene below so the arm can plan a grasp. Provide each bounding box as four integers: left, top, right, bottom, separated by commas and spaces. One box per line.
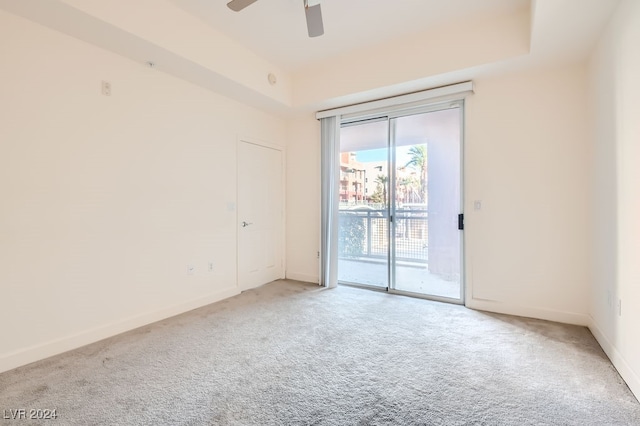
237, 140, 284, 291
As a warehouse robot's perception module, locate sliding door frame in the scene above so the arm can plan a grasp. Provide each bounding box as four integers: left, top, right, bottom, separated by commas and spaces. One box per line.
338, 100, 466, 305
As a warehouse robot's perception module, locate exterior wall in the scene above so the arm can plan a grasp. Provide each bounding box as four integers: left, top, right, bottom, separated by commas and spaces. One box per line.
339, 153, 367, 204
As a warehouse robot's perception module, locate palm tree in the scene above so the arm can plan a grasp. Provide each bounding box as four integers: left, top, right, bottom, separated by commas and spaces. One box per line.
405, 145, 427, 203
400, 175, 420, 203
373, 174, 388, 207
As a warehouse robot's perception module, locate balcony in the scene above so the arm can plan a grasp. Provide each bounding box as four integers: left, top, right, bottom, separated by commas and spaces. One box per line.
338, 207, 459, 299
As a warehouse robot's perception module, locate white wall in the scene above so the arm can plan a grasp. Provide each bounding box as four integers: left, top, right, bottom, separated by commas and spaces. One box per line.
286, 62, 591, 325
465, 63, 590, 324
587, 0, 640, 398
285, 117, 320, 284
0, 10, 286, 373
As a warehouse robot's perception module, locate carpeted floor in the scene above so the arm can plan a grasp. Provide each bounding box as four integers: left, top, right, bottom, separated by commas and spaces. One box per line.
1, 280, 639, 425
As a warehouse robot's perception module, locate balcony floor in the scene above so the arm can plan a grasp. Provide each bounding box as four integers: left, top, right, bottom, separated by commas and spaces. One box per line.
338, 258, 460, 300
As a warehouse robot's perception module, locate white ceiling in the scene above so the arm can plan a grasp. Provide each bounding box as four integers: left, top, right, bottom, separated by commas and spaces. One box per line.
172, 0, 530, 72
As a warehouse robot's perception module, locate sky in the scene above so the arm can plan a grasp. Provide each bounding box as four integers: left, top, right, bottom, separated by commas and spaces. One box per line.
356, 146, 415, 166
356, 148, 386, 162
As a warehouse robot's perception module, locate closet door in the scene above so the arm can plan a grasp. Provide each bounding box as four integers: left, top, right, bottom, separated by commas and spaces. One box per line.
237, 140, 284, 291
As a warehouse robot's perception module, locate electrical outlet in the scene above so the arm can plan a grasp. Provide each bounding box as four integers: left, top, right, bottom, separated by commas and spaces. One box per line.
187, 264, 195, 276
208, 262, 214, 273
101, 80, 111, 96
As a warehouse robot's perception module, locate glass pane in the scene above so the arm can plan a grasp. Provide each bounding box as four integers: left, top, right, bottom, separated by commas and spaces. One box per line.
392, 109, 462, 300
337, 120, 389, 288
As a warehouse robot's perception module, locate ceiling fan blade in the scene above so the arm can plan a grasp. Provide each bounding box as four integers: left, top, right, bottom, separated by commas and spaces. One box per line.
227, 0, 258, 12
304, 2, 324, 37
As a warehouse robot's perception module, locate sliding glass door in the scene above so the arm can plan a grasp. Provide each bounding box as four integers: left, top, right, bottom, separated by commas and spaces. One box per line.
337, 119, 389, 288
391, 109, 462, 300
337, 105, 463, 303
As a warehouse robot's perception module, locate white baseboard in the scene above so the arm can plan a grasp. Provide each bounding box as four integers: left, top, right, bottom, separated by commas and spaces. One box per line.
285, 272, 319, 284
588, 316, 640, 401
466, 298, 590, 326
0, 286, 240, 374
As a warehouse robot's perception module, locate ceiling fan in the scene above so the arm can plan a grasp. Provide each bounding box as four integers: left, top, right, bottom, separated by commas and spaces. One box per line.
226, 0, 324, 38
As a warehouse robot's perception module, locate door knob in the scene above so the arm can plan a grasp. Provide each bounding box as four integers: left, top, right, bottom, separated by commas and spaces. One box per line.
242, 221, 253, 227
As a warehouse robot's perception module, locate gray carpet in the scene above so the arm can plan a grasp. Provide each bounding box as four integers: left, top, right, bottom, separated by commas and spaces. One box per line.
1, 280, 639, 425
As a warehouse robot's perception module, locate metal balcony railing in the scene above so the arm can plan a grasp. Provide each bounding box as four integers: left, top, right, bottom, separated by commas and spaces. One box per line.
338, 208, 428, 263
